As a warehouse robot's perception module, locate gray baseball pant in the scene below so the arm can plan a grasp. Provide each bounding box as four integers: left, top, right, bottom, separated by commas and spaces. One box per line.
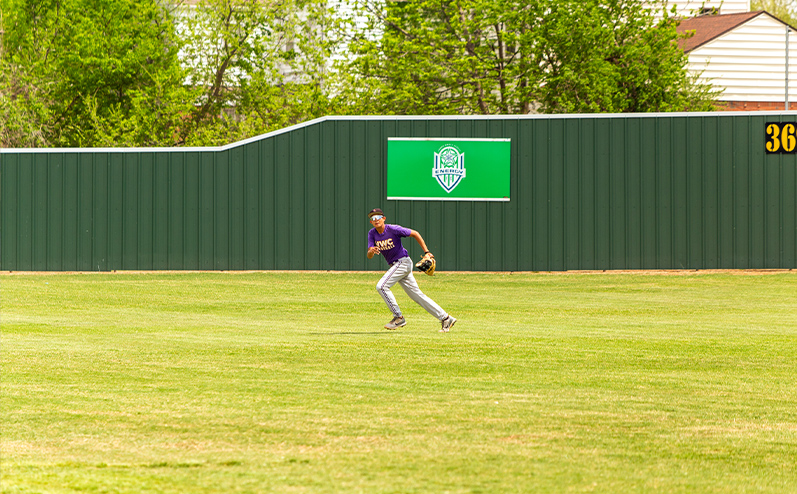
376, 256, 447, 320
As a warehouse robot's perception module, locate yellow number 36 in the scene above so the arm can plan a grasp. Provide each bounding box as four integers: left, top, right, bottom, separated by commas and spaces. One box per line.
766, 122, 797, 153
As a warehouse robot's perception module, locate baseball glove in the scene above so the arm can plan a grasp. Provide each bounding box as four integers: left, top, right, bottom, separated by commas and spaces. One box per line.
415, 252, 436, 276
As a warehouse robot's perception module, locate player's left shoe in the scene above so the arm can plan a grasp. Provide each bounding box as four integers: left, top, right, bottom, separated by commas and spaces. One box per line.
439, 315, 456, 333
385, 316, 406, 330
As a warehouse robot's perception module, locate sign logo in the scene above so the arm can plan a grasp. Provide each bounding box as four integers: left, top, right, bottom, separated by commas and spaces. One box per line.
433, 145, 466, 193
387, 137, 510, 201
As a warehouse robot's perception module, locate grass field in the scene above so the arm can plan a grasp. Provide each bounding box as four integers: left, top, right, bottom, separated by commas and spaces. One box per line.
2, 270, 797, 493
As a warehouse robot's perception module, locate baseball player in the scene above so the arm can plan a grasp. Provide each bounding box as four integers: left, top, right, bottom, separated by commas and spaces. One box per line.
366, 208, 456, 332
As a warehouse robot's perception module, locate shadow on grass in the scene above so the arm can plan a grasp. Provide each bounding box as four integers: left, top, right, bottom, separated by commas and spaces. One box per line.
309, 331, 399, 335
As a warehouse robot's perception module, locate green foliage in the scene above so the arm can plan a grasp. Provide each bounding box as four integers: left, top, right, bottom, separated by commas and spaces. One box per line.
531, 0, 717, 112
79, 70, 199, 147
336, 0, 718, 114
1, 0, 719, 147
0, 0, 339, 147
0, 61, 54, 147
0, 0, 59, 147
176, 0, 340, 146
0, 0, 188, 147
752, 0, 797, 25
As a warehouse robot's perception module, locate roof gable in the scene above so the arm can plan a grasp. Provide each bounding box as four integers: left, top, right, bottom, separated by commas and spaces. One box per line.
677, 11, 766, 52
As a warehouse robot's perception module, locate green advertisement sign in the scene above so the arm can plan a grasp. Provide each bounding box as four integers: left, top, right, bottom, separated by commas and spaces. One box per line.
387, 138, 511, 201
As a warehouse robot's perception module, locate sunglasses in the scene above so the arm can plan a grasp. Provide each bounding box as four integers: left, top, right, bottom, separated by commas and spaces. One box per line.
370, 215, 385, 221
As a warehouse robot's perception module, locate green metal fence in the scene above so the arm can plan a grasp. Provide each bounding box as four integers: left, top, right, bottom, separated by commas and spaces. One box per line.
1, 113, 795, 271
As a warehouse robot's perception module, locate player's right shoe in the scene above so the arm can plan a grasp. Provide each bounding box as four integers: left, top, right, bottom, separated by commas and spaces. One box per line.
385, 316, 406, 330
439, 315, 456, 333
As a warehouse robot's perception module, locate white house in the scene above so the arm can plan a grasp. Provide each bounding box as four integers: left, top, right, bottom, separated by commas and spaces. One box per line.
677, 10, 797, 110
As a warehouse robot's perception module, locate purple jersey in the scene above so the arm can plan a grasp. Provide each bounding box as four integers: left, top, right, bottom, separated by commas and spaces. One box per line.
368, 224, 412, 265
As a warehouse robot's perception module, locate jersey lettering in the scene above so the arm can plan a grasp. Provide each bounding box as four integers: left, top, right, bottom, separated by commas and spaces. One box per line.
376, 239, 394, 251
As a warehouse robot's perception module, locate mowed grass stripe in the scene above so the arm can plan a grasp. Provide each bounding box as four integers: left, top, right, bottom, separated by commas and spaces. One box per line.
2, 272, 796, 494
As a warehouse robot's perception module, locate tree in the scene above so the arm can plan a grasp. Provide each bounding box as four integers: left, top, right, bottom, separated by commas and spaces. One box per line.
174, 0, 341, 146
1, 0, 719, 148
751, 0, 796, 26
1, 0, 64, 147
0, 0, 341, 147
334, 0, 718, 115
0, 0, 189, 147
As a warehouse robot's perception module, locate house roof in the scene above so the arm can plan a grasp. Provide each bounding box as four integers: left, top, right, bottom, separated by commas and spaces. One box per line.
676, 11, 766, 52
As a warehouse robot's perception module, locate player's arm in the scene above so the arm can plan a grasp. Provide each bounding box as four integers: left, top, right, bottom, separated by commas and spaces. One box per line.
409, 230, 432, 256
367, 230, 379, 259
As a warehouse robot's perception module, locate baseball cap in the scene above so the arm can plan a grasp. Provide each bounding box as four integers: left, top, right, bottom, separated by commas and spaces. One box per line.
368, 208, 384, 218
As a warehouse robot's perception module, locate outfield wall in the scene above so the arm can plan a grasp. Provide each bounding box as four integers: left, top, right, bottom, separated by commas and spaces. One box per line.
1, 113, 796, 271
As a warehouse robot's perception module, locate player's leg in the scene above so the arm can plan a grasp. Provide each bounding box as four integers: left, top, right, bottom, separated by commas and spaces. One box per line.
376, 261, 411, 328
397, 263, 448, 321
